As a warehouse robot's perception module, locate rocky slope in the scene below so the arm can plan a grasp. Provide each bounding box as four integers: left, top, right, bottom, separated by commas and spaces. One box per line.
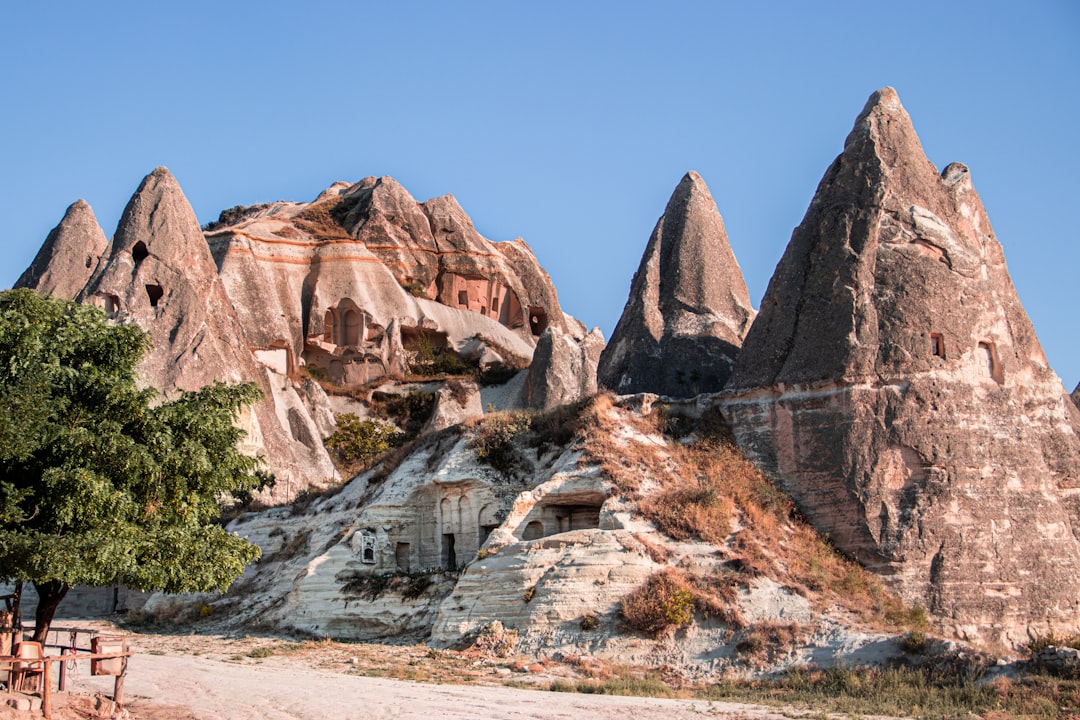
598, 171, 755, 398
722, 88, 1080, 648
163, 394, 918, 676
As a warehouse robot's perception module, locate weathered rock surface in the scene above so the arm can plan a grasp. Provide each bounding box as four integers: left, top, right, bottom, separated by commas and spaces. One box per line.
183, 397, 901, 674
20, 171, 583, 501
76, 168, 338, 499
1072, 382, 1079, 410
598, 171, 755, 398
205, 176, 573, 388
723, 88, 1080, 648
15, 199, 109, 299
525, 326, 605, 410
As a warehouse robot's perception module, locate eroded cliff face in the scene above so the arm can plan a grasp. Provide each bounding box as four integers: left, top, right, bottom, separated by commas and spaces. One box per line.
598, 171, 755, 398
19, 170, 595, 502
205, 176, 583, 389
723, 88, 1080, 648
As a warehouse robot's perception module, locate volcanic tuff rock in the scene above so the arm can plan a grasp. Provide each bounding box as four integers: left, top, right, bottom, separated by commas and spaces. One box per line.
524, 326, 605, 410
598, 171, 755, 398
723, 88, 1080, 648
20, 170, 586, 500
15, 199, 109, 300
204, 176, 576, 388
76, 168, 337, 496
170, 396, 899, 673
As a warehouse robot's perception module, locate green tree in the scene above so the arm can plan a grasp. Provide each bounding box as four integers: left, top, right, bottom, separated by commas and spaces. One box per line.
0, 289, 262, 642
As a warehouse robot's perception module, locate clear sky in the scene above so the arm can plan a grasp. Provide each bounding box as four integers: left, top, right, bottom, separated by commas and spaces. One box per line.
3, 1, 1078, 386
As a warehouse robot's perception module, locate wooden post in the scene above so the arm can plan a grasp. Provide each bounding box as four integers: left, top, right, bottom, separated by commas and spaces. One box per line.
42, 658, 52, 720
58, 650, 66, 691
113, 673, 125, 706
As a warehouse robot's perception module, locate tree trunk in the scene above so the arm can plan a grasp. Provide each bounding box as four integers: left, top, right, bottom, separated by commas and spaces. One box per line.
11, 579, 22, 631
31, 581, 69, 644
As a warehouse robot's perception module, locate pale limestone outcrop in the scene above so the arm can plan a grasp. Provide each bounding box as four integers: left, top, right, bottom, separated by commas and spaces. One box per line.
15, 199, 109, 300
722, 88, 1080, 648
76, 168, 338, 499
598, 171, 755, 398
525, 326, 605, 410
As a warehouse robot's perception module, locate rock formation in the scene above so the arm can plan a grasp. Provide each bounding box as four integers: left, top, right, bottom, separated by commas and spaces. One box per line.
723, 88, 1080, 647
524, 326, 605, 410
76, 168, 338, 496
18, 170, 588, 500
15, 199, 109, 299
1072, 382, 1079, 410
598, 171, 755, 398
204, 176, 578, 388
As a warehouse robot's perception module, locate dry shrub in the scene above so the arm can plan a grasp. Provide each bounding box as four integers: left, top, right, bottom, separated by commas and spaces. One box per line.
687, 572, 745, 628
262, 528, 312, 562
469, 411, 533, 475
620, 568, 698, 638
293, 196, 349, 239
735, 621, 804, 666
469, 621, 518, 658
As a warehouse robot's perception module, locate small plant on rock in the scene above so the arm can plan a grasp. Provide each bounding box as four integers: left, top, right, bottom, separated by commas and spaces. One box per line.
470, 411, 533, 476
620, 568, 697, 638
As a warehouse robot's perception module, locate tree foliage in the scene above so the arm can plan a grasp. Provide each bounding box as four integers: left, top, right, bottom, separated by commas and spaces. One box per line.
0, 290, 262, 638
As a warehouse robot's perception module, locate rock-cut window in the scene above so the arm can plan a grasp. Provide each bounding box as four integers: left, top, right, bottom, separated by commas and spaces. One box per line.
931, 333, 945, 359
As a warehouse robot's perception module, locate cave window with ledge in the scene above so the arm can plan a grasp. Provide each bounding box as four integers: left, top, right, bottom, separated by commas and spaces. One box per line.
522, 521, 545, 541
931, 333, 945, 359
359, 531, 377, 564
104, 294, 120, 316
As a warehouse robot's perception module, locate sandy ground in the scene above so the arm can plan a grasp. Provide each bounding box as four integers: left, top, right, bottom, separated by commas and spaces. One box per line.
7, 623, 804, 720
75, 655, 782, 720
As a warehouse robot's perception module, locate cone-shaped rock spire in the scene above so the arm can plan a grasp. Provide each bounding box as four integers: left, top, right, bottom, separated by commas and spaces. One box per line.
79, 167, 337, 496
723, 88, 1080, 647
598, 171, 754, 397
15, 199, 108, 299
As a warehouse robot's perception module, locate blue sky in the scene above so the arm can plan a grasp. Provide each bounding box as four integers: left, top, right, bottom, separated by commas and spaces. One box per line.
3, 1, 1078, 386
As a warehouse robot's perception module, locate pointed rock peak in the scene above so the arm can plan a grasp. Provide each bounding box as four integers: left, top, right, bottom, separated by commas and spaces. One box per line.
840, 87, 931, 174
110, 167, 209, 269
15, 199, 108, 299
597, 170, 754, 398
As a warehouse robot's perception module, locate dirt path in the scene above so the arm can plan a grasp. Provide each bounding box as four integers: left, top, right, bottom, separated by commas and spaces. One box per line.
74, 652, 784, 720
47, 625, 797, 720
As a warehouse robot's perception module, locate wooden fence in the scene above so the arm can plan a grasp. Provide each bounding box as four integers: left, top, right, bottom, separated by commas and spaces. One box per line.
1, 626, 130, 720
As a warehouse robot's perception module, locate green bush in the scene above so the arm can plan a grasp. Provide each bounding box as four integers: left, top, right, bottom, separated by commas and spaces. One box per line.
325, 414, 403, 474
470, 412, 533, 475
